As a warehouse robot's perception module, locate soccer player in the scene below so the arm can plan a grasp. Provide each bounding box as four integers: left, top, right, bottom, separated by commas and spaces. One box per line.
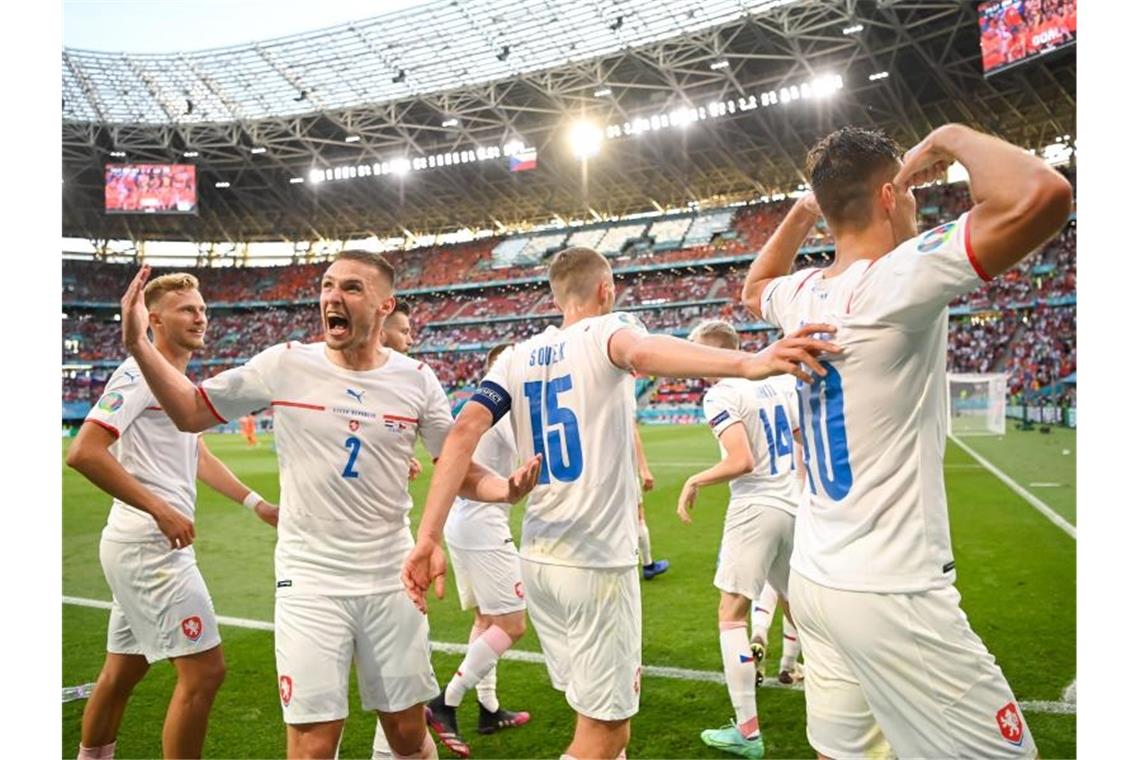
67, 272, 278, 760
740, 125, 1072, 758
632, 422, 669, 580
677, 319, 802, 759
383, 299, 414, 353
118, 252, 541, 760
402, 247, 840, 760
417, 342, 532, 758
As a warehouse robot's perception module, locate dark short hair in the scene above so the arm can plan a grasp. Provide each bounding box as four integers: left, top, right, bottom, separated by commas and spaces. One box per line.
391, 299, 411, 317
485, 342, 511, 371
806, 127, 903, 230
333, 249, 396, 288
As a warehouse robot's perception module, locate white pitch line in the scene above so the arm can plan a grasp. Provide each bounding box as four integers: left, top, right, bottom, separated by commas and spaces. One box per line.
62, 596, 1074, 714
948, 433, 1076, 540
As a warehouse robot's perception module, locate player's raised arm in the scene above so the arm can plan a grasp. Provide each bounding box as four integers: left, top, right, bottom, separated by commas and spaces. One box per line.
196, 437, 279, 527
609, 323, 842, 384
740, 193, 821, 318
120, 265, 222, 432
894, 123, 1072, 278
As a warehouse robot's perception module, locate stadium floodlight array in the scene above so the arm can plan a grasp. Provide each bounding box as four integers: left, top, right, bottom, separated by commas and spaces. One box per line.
307, 141, 532, 184
601, 75, 843, 143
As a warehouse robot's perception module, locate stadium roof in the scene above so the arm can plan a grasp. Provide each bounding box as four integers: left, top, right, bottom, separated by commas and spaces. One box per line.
62, 0, 1077, 244
63, 0, 795, 124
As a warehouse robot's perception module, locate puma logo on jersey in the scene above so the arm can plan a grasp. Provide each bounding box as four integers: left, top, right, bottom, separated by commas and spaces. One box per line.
346, 388, 365, 404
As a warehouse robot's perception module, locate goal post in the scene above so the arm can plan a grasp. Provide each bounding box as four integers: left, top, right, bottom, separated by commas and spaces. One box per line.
947, 373, 1007, 436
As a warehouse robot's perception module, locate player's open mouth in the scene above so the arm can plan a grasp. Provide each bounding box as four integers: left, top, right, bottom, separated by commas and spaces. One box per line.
326, 312, 350, 337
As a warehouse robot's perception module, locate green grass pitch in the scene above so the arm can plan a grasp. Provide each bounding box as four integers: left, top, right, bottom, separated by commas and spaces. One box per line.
62, 424, 1076, 758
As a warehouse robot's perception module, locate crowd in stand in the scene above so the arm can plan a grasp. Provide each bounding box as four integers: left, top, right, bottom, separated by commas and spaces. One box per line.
62, 178, 1077, 411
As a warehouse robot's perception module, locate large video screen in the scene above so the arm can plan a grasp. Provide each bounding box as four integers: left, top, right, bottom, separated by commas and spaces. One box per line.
978, 0, 1076, 76
105, 164, 197, 214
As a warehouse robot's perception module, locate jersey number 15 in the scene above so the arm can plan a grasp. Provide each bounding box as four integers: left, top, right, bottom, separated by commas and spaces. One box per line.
523, 374, 583, 484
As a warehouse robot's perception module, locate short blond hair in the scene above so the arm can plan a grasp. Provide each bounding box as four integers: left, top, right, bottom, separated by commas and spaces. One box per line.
144, 272, 200, 309
547, 247, 612, 305
688, 319, 740, 350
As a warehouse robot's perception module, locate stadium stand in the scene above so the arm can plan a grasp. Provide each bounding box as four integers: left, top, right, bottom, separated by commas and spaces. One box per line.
62, 182, 1076, 421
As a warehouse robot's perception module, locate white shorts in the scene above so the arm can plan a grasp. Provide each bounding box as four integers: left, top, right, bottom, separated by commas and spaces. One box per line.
100, 538, 221, 664
274, 591, 439, 724
522, 561, 641, 721
789, 572, 1037, 759
714, 502, 794, 600
450, 545, 526, 615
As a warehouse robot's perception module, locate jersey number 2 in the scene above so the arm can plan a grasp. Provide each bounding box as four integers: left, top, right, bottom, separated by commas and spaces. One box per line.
342, 436, 362, 479
523, 375, 583, 484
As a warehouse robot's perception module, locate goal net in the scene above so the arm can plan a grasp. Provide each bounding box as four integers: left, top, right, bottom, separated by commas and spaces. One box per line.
947, 373, 1007, 436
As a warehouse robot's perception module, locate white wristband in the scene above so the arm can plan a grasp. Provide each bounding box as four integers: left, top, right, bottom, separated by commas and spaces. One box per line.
242, 491, 263, 511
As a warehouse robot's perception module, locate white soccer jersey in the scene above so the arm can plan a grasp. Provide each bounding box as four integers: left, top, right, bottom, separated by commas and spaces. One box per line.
471, 312, 647, 569
759, 212, 987, 593
199, 342, 454, 596
444, 414, 518, 550
85, 357, 199, 543
702, 375, 802, 513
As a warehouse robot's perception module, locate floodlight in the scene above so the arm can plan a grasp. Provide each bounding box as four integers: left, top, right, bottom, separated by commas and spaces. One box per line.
441, 118, 459, 127
568, 120, 603, 159
594, 87, 612, 97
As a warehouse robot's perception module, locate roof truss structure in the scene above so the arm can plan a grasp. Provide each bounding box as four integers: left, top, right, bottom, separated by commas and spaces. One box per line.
62, 0, 1076, 243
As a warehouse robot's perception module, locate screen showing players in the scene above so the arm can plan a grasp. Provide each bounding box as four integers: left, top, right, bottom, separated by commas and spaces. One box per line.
104, 164, 198, 214
978, 0, 1075, 75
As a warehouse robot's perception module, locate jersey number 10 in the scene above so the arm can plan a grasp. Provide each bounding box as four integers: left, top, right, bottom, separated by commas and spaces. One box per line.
797, 362, 853, 500
523, 374, 583, 484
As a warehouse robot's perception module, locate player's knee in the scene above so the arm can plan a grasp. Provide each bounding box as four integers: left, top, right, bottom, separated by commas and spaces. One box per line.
379, 708, 427, 756
178, 651, 226, 694
98, 662, 146, 697
718, 593, 750, 622
499, 614, 526, 641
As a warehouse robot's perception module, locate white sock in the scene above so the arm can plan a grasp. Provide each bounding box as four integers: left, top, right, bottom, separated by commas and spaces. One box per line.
780, 617, 801, 672
476, 662, 499, 712
750, 583, 778, 645
638, 519, 652, 565
78, 742, 116, 760
372, 716, 393, 759
719, 622, 759, 739
470, 621, 500, 712
444, 625, 512, 707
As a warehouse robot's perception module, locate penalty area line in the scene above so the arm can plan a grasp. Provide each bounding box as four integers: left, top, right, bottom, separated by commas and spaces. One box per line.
62, 596, 1074, 715
948, 433, 1076, 540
